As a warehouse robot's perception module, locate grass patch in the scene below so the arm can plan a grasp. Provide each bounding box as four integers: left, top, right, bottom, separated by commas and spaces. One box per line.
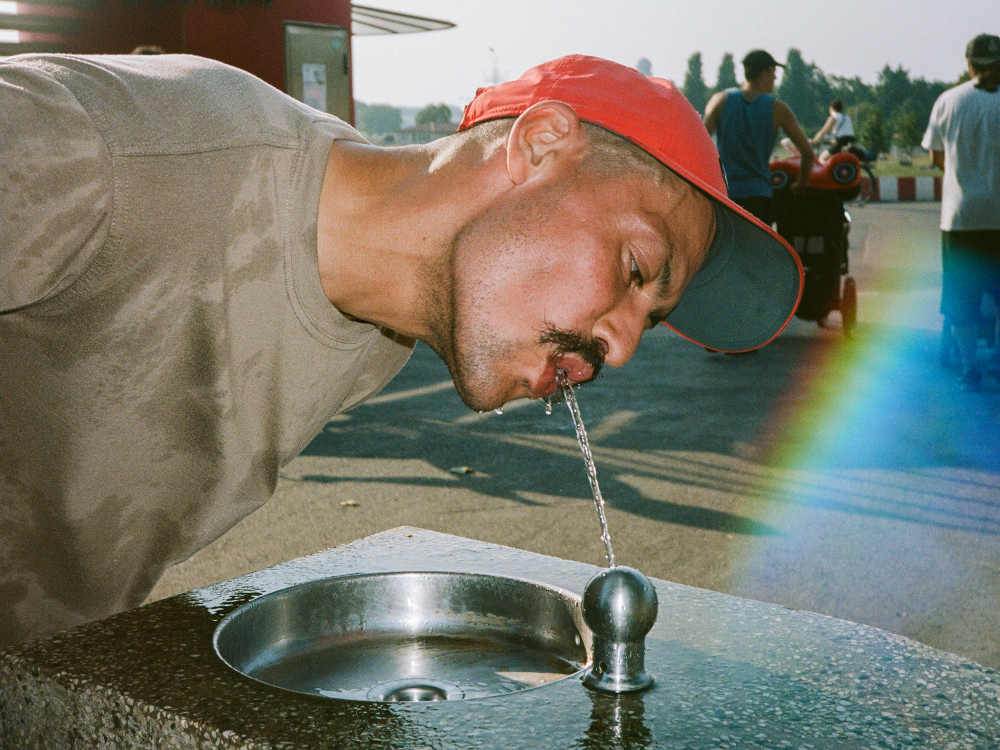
871, 153, 941, 179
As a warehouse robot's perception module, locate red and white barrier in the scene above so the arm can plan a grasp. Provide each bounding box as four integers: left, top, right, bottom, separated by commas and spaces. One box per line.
862, 176, 942, 202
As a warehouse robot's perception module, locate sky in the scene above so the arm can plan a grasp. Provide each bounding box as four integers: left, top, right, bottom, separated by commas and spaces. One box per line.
352, 0, 998, 108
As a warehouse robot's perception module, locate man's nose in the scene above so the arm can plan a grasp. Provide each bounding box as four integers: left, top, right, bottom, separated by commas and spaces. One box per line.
593, 306, 645, 367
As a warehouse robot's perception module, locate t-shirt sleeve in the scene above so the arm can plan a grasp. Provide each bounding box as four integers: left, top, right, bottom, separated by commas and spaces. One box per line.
921, 98, 945, 152
0, 60, 112, 313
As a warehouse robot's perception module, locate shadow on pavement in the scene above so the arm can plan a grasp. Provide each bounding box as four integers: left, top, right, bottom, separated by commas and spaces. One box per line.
300, 324, 1000, 537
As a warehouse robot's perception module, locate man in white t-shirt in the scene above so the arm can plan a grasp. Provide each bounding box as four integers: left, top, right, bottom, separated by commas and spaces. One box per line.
921, 34, 1000, 390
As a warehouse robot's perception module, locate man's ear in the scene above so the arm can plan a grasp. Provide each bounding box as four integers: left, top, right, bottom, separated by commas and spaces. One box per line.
506, 101, 588, 186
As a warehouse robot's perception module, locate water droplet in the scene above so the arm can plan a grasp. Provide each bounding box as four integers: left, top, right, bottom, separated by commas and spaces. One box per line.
494, 407, 503, 415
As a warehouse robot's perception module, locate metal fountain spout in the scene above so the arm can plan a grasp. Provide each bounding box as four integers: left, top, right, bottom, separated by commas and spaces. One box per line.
582, 566, 658, 693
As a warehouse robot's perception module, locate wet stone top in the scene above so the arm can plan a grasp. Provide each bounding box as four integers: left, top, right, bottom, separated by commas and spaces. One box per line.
2, 527, 999, 749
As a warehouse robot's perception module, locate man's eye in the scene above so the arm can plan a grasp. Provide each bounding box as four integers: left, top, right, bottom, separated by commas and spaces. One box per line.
630, 257, 644, 284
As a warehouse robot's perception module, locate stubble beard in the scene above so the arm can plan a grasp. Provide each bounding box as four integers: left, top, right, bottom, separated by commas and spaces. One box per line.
420, 178, 606, 411
420, 229, 516, 413
426, 277, 606, 412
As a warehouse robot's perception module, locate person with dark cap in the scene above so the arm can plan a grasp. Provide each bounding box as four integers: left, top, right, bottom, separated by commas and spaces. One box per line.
922, 34, 1000, 390
0, 53, 802, 648
703, 49, 814, 226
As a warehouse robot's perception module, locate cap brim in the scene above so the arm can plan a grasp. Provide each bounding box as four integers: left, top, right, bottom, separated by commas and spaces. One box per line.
663, 200, 803, 352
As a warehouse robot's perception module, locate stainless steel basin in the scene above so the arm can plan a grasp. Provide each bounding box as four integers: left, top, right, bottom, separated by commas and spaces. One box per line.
213, 572, 589, 702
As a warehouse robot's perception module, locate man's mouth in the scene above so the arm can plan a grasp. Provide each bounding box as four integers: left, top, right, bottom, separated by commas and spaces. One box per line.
530, 356, 596, 399
555, 356, 595, 385
526, 324, 606, 399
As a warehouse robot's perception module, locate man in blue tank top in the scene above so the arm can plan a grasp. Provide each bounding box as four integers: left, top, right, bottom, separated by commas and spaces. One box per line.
703, 49, 814, 226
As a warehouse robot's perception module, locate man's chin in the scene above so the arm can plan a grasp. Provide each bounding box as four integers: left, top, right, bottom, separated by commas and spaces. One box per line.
455, 386, 506, 414
451, 375, 517, 413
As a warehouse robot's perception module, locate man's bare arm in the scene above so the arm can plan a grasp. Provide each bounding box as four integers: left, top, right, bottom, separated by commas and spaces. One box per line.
774, 101, 814, 188
702, 91, 727, 136
811, 114, 835, 145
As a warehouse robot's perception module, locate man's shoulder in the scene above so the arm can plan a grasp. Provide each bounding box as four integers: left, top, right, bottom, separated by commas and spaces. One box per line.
20, 54, 353, 153
4, 53, 248, 90
770, 97, 791, 115
724, 87, 753, 103
936, 80, 977, 106
935, 79, 1000, 117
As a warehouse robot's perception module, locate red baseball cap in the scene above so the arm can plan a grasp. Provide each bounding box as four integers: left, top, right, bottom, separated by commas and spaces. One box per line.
459, 55, 803, 353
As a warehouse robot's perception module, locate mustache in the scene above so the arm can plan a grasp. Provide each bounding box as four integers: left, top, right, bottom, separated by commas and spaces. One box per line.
538, 324, 606, 382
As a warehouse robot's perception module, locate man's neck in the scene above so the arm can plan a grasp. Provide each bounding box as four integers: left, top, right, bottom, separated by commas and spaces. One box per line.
973, 75, 999, 93
969, 63, 999, 93
741, 82, 767, 101
313, 135, 507, 341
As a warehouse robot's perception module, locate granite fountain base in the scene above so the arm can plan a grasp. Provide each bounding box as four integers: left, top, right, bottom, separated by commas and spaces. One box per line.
2, 527, 999, 749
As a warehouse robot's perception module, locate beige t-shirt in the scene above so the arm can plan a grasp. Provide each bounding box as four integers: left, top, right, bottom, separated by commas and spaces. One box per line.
0, 54, 413, 646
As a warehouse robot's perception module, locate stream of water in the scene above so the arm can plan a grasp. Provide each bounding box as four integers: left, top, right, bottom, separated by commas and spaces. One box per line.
549, 372, 616, 568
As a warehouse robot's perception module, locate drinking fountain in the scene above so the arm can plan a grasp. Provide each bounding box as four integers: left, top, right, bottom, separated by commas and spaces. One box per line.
581, 566, 658, 693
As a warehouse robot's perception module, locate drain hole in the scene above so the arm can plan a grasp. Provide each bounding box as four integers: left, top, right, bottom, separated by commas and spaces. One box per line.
366, 678, 465, 702
386, 684, 447, 702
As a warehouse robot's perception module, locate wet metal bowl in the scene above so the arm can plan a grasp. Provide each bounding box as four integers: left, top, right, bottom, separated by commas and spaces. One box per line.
213, 572, 589, 702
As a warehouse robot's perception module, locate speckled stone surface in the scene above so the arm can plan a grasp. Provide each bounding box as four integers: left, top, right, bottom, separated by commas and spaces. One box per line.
2, 527, 999, 749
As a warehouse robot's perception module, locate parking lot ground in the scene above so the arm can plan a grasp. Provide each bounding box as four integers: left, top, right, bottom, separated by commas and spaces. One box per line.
149, 202, 1000, 670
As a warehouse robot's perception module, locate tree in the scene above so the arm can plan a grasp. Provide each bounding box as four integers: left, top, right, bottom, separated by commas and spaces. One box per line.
910, 78, 949, 133
890, 98, 923, 154
777, 48, 825, 131
670, 44, 956, 158
414, 103, 452, 126
855, 102, 888, 155
875, 65, 913, 124
682, 52, 710, 114
827, 75, 874, 110
713, 53, 738, 94
355, 102, 402, 135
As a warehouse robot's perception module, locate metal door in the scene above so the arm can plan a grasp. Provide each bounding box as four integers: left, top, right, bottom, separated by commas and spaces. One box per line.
284, 22, 351, 122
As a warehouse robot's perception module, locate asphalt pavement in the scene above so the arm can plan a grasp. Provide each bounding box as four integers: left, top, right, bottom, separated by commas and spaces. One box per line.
147, 201, 1000, 671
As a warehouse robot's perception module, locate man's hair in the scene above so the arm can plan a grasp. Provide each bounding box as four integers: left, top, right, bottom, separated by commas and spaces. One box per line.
830, 99, 844, 112
582, 122, 678, 188
969, 58, 1000, 76
459, 117, 671, 186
